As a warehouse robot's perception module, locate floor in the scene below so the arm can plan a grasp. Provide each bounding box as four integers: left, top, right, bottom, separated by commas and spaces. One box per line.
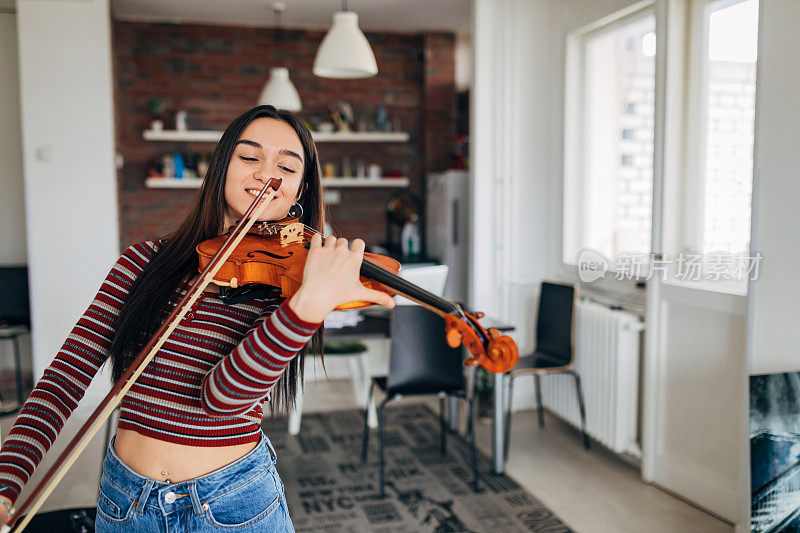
0, 380, 734, 532
299, 379, 734, 533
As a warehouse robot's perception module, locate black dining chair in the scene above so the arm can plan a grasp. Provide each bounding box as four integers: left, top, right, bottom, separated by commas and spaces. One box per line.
361, 305, 479, 497
504, 281, 590, 459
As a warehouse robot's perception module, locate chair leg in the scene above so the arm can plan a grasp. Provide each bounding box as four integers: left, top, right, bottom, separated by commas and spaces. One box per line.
447, 393, 459, 434
288, 384, 304, 435
439, 393, 447, 455
378, 397, 390, 499
534, 373, 545, 429
504, 374, 514, 460
359, 352, 371, 408
367, 378, 379, 429
347, 355, 366, 406
467, 394, 479, 491
361, 381, 375, 462
570, 371, 590, 450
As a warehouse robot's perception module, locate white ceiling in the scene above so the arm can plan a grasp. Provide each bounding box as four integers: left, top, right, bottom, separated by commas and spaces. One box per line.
111, 0, 472, 34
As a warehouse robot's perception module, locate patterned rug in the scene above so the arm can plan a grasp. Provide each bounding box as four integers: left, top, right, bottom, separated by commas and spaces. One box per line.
262, 403, 571, 532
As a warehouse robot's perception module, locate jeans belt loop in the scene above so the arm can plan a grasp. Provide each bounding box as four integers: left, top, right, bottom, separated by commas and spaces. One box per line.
136, 480, 155, 515
188, 482, 205, 517
265, 435, 277, 463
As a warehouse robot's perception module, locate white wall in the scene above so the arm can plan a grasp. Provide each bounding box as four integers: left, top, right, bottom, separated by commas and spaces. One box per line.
0, 8, 26, 264
748, 0, 800, 375
16, 0, 119, 401
472, 0, 556, 353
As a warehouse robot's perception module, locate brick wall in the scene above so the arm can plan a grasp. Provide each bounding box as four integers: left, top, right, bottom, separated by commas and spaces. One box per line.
113, 22, 456, 249
423, 33, 457, 172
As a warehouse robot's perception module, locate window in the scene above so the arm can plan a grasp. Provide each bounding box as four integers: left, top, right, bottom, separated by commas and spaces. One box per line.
647, 0, 761, 293
563, 10, 656, 266
690, 0, 758, 256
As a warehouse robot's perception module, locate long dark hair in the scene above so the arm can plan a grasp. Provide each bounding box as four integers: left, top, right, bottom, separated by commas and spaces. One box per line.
109, 105, 325, 413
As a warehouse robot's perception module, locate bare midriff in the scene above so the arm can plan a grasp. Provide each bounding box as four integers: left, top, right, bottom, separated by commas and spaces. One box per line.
111, 276, 259, 482
113, 429, 259, 483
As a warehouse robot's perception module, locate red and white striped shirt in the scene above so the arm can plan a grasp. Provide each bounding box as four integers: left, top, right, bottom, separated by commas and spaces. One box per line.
0, 240, 321, 505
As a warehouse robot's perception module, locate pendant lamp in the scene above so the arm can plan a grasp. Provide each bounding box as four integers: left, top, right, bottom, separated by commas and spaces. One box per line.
258, 67, 302, 111
313, 0, 378, 79
258, 3, 302, 111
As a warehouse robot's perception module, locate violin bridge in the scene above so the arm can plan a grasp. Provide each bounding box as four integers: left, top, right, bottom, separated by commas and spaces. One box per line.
279, 222, 305, 246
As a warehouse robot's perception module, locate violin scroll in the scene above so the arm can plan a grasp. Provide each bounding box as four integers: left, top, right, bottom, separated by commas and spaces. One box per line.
482, 330, 519, 373
444, 314, 519, 374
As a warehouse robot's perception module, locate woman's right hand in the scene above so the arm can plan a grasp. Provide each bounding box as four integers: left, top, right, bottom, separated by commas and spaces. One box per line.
288, 234, 395, 323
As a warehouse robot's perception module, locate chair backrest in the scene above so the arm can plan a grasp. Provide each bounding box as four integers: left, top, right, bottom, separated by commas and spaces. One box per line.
0, 266, 30, 326
386, 305, 465, 396
535, 282, 576, 366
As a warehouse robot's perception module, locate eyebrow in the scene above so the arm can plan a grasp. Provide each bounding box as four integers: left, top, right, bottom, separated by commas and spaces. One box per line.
235, 139, 304, 163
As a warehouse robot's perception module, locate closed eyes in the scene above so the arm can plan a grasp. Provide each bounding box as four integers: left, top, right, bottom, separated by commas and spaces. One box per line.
238, 156, 296, 173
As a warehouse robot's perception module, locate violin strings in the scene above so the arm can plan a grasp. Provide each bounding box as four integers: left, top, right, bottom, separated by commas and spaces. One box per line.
270, 220, 489, 345
292, 222, 461, 313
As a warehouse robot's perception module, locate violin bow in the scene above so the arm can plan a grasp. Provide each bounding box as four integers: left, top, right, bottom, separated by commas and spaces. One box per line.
2, 178, 283, 533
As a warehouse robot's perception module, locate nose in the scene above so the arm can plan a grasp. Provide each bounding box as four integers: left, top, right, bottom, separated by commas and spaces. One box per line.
264, 176, 284, 194
253, 174, 281, 194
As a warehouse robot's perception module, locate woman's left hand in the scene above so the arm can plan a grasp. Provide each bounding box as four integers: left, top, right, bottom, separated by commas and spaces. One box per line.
287, 234, 395, 323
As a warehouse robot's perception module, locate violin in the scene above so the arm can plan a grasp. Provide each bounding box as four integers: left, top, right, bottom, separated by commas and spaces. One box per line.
3, 177, 517, 532
196, 218, 402, 310
195, 208, 518, 375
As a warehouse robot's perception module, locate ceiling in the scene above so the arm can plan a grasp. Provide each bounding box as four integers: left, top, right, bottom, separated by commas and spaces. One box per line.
111, 0, 473, 34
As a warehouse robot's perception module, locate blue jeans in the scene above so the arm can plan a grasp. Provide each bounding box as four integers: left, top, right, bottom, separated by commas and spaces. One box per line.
96, 433, 294, 532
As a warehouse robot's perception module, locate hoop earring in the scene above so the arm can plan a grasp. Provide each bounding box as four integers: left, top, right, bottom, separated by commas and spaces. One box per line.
288, 203, 304, 218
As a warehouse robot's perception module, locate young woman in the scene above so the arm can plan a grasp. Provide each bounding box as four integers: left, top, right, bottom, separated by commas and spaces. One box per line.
0, 105, 395, 531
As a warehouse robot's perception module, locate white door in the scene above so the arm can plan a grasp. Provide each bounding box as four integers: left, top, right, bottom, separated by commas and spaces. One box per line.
643, 277, 747, 521
642, 0, 755, 526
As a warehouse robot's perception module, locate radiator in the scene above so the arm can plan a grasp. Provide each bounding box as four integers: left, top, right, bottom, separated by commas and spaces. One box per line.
540, 299, 643, 456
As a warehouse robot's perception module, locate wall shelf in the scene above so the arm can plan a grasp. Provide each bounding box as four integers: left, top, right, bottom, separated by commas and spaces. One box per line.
142, 129, 409, 143
313, 131, 409, 142
145, 177, 409, 189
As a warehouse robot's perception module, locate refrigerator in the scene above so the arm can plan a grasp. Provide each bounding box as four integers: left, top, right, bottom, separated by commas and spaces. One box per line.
425, 170, 470, 303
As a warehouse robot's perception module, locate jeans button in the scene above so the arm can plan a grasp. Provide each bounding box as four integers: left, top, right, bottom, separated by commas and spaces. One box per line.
164, 491, 177, 504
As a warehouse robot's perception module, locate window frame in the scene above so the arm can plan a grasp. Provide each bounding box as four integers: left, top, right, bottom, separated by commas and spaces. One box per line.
683, 0, 758, 256
663, 0, 758, 295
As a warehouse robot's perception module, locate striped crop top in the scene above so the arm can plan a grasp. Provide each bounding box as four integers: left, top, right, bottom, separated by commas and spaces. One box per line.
0, 240, 321, 505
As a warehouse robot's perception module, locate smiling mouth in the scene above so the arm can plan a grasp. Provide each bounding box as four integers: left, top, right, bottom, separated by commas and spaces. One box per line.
245, 188, 278, 201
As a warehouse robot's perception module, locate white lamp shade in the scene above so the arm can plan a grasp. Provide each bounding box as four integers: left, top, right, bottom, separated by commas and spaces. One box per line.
258, 67, 302, 111
313, 11, 378, 79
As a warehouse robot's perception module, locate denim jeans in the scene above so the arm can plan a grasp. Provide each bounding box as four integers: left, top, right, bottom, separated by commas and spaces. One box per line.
95, 433, 293, 532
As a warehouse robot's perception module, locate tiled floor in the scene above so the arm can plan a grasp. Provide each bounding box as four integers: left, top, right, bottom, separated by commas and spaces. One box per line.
0, 379, 734, 532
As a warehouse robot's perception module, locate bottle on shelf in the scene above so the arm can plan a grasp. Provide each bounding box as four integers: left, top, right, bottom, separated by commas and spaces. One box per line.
401, 214, 421, 260
375, 103, 387, 132
173, 152, 185, 179
175, 110, 188, 132
342, 156, 352, 178
162, 154, 175, 178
